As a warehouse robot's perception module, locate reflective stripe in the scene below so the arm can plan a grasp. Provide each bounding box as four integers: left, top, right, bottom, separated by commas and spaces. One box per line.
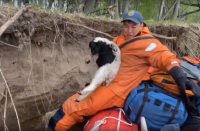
171, 61, 179, 64
145, 43, 157, 51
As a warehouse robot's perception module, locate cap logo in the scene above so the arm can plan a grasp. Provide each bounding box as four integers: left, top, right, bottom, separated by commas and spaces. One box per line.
128, 11, 134, 16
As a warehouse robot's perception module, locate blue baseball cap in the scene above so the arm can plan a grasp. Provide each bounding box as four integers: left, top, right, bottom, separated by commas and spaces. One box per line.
121, 10, 143, 23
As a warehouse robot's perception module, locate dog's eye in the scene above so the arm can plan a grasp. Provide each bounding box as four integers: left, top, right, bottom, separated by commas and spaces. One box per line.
113, 48, 117, 52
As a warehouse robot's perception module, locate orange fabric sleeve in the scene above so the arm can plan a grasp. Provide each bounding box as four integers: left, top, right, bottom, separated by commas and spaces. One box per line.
142, 39, 180, 71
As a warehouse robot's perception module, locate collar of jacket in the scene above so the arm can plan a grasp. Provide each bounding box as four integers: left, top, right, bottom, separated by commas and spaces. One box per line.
114, 25, 152, 46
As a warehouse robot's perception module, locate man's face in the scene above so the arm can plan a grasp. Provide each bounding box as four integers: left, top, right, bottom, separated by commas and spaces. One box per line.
122, 20, 143, 40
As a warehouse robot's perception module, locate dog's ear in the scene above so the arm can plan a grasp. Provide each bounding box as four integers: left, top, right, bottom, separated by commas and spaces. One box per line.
89, 41, 101, 55
89, 41, 93, 48
89, 40, 112, 55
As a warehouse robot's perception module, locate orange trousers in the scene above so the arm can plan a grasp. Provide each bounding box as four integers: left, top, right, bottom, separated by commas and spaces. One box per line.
48, 86, 126, 131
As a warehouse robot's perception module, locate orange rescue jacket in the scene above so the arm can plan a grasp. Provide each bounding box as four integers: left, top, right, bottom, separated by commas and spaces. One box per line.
109, 26, 180, 99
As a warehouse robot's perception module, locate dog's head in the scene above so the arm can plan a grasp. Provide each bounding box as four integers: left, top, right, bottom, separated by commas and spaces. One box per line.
89, 40, 112, 55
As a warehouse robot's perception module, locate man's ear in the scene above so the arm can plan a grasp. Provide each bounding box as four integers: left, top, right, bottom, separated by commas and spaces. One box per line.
140, 23, 144, 28
143, 22, 147, 27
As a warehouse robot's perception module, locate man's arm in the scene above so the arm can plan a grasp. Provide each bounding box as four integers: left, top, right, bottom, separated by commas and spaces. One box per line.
140, 38, 196, 112
143, 39, 180, 72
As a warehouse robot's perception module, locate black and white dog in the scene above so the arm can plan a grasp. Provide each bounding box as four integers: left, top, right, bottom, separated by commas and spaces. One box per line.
75, 37, 121, 102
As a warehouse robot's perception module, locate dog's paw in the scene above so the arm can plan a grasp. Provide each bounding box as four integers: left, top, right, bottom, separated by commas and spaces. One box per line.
74, 94, 89, 102
85, 83, 90, 87
80, 89, 94, 95
74, 98, 83, 102
77, 91, 82, 95
79, 90, 88, 95
105, 83, 110, 86
74, 96, 84, 102
80, 86, 94, 95
74, 98, 81, 102
105, 79, 112, 86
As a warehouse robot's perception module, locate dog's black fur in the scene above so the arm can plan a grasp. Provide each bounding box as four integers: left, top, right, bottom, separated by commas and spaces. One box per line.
89, 41, 116, 67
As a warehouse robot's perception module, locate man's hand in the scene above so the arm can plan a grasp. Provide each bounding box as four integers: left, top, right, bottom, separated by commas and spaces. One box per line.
169, 66, 199, 95
169, 66, 198, 113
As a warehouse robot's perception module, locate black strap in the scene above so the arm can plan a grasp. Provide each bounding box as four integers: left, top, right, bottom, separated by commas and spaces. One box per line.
124, 108, 133, 124
134, 82, 150, 123
161, 79, 176, 85
152, 73, 200, 115
132, 82, 184, 124
137, 87, 166, 94
167, 99, 181, 124
119, 36, 156, 49
151, 73, 199, 115
180, 84, 200, 116
137, 85, 182, 101
150, 73, 169, 77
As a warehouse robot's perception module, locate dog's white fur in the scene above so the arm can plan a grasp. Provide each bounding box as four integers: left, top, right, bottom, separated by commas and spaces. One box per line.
75, 37, 121, 102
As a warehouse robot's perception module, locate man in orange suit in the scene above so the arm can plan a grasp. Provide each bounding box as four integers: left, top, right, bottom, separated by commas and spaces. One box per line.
48, 10, 188, 131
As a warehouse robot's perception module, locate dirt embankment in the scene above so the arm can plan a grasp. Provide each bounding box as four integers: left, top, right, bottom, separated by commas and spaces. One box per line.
0, 6, 199, 131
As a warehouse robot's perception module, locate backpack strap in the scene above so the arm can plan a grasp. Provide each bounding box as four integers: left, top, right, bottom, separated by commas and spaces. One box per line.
178, 57, 200, 115
178, 82, 199, 116
168, 99, 181, 123
118, 36, 156, 49
128, 81, 183, 124
134, 81, 150, 123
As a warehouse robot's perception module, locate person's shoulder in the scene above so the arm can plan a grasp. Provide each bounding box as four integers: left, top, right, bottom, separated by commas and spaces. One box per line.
112, 35, 126, 46
113, 36, 121, 43
113, 37, 118, 42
